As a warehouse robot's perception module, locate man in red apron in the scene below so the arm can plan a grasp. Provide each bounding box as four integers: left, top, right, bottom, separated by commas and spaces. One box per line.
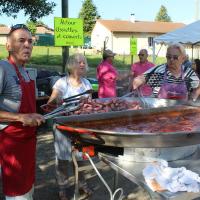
132, 43, 200, 100
0, 24, 45, 199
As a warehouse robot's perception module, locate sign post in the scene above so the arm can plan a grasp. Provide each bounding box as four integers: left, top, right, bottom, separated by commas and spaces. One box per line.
61, 0, 68, 73
54, 17, 84, 46
130, 37, 137, 64
54, 17, 84, 72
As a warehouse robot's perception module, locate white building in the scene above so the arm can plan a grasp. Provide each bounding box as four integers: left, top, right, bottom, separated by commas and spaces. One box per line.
91, 19, 185, 56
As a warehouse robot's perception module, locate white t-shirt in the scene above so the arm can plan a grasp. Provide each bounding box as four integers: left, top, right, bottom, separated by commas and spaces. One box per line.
53, 76, 92, 161
52, 76, 92, 99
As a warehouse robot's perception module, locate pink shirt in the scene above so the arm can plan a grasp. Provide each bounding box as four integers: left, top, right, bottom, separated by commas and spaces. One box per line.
97, 60, 118, 98
131, 60, 155, 96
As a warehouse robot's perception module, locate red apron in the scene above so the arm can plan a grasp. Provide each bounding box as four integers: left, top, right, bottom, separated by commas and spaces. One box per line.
0, 59, 36, 196
158, 67, 188, 100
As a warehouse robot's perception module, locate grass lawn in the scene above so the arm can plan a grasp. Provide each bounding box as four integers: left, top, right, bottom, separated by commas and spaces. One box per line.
0, 45, 166, 77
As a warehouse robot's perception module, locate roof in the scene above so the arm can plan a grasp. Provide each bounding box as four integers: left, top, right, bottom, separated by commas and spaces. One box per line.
0, 26, 10, 34
36, 25, 54, 34
0, 25, 54, 35
97, 20, 185, 34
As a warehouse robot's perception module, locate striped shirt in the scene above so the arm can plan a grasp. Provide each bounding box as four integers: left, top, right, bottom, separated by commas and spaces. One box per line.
144, 63, 200, 97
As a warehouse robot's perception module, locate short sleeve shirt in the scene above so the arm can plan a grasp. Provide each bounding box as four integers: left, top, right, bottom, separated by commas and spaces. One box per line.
53, 76, 92, 99
96, 60, 118, 98
144, 63, 200, 96
0, 59, 31, 129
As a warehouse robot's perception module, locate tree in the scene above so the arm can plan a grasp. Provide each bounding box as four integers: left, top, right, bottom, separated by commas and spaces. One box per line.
26, 20, 50, 35
78, 0, 101, 36
155, 5, 172, 22
26, 21, 37, 35
0, 0, 56, 21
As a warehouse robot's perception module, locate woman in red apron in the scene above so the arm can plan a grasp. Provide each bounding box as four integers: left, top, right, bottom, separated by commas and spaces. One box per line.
158, 67, 188, 100
0, 25, 45, 199
132, 43, 200, 100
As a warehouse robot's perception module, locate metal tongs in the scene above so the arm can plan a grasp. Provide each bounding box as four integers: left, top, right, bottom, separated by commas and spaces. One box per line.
43, 90, 94, 120
63, 89, 94, 103
122, 88, 149, 108
121, 91, 135, 98
43, 101, 80, 120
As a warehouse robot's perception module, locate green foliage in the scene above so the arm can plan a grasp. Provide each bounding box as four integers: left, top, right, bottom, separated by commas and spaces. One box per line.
26, 21, 37, 35
78, 0, 101, 36
26, 20, 48, 36
0, 0, 56, 21
155, 5, 172, 22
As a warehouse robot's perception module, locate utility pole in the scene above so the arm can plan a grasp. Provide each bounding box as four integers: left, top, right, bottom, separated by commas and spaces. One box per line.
62, 0, 69, 73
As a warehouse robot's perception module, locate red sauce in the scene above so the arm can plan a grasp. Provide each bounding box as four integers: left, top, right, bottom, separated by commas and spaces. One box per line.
64, 108, 200, 133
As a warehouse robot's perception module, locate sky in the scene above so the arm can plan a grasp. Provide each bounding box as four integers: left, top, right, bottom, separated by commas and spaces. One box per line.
0, 0, 199, 29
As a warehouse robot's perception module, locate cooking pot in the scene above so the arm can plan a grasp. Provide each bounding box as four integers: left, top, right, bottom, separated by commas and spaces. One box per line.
54, 97, 200, 161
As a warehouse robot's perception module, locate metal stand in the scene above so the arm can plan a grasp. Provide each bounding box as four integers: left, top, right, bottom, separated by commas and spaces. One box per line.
71, 149, 124, 200
71, 149, 79, 200
98, 151, 200, 200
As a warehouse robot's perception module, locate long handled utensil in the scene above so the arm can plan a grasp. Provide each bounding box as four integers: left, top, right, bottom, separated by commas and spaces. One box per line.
63, 89, 94, 103
43, 105, 80, 120
43, 102, 80, 120
122, 88, 149, 108
41, 90, 94, 120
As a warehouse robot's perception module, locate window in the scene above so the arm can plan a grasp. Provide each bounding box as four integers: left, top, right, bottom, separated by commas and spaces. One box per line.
148, 37, 154, 47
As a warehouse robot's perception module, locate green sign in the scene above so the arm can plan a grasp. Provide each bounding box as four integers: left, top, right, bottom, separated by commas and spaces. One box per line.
54, 17, 84, 46
130, 37, 137, 55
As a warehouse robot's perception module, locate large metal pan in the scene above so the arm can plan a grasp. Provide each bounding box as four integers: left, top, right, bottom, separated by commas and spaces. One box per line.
54, 98, 200, 148
94, 97, 184, 108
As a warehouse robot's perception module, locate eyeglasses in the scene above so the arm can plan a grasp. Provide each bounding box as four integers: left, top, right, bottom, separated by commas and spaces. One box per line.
8, 24, 30, 35
166, 55, 179, 60
138, 54, 145, 56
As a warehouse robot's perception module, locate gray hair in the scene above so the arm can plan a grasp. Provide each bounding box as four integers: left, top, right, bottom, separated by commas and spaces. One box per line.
139, 49, 148, 55
65, 53, 88, 74
167, 43, 186, 56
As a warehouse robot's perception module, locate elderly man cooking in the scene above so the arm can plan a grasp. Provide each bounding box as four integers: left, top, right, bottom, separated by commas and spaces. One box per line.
0, 24, 45, 200
132, 43, 200, 100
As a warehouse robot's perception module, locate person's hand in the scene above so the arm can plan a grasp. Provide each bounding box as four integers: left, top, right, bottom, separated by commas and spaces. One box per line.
132, 75, 145, 90
18, 113, 45, 127
190, 85, 200, 101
